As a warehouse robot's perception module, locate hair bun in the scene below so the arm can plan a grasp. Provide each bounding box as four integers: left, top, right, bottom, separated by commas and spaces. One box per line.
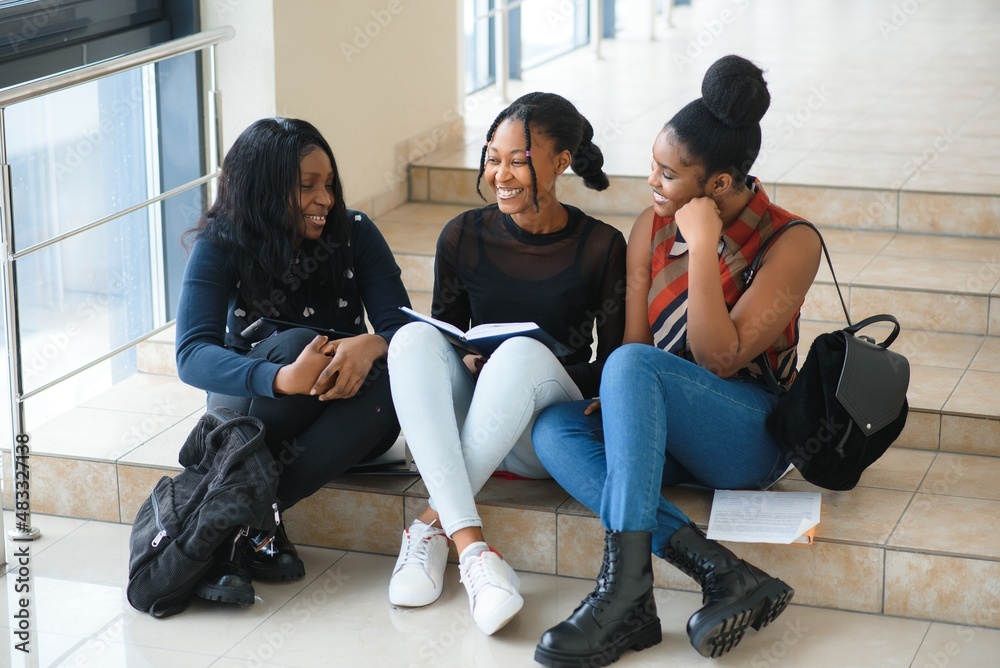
700, 55, 770, 129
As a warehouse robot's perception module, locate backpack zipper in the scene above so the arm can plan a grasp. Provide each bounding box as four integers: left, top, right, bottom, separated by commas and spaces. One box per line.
150, 488, 169, 547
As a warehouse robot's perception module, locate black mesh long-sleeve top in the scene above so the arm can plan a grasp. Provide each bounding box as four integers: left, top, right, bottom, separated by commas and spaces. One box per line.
431, 203, 627, 398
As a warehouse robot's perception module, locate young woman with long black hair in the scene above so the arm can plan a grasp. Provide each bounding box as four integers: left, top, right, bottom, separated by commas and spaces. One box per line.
176, 117, 410, 602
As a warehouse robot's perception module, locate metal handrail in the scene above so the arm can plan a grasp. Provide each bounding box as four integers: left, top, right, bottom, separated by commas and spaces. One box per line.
12, 172, 216, 260
0, 26, 234, 108
1, 27, 233, 544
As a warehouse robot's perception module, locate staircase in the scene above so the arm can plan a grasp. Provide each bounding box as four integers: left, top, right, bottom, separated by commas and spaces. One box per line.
9, 0, 1000, 632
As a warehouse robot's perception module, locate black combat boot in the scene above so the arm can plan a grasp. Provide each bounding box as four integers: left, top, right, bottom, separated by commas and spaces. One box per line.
663, 522, 794, 658
194, 527, 255, 605
244, 522, 305, 581
534, 531, 662, 668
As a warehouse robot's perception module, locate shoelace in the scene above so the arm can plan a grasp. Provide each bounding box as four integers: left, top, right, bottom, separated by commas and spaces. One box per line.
460, 552, 505, 598
398, 524, 444, 567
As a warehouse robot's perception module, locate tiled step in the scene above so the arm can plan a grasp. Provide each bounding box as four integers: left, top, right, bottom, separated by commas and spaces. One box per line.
410, 164, 1000, 239
24, 413, 997, 630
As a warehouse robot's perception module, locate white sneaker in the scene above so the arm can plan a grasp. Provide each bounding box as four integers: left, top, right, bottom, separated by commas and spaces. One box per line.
388, 520, 449, 607
459, 543, 524, 635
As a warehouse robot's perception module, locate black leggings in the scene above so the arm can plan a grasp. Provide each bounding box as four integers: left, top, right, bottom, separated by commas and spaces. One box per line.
208, 328, 399, 508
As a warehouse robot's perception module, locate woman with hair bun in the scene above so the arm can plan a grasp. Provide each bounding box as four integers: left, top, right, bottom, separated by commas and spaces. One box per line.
532, 56, 821, 665
387, 92, 626, 635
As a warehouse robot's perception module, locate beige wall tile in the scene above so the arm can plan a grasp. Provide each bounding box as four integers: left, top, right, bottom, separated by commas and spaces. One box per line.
889, 493, 1000, 559
118, 465, 177, 525
29, 406, 185, 461
913, 623, 1000, 667
118, 417, 198, 469
854, 447, 936, 491
80, 373, 206, 417
941, 415, 1000, 456
371, 183, 409, 219
137, 340, 178, 376
283, 487, 404, 555
731, 541, 884, 613
477, 505, 556, 574
894, 410, 940, 451
879, 235, 1000, 262
801, 283, 850, 322
904, 170, 1000, 197
773, 185, 898, 232
991, 298, 999, 336
854, 256, 996, 295
886, 551, 1000, 628
899, 192, 1000, 237
25, 456, 120, 522
557, 174, 648, 218
779, 151, 917, 190
889, 330, 984, 370
902, 365, 965, 412
815, 251, 872, 284
851, 288, 988, 336
473, 477, 571, 512
919, 453, 1000, 501
408, 291, 432, 315
555, 513, 605, 580
428, 168, 489, 206
408, 166, 429, 201
395, 253, 434, 293
970, 337, 1000, 372
944, 371, 1000, 417
772, 481, 911, 545
819, 228, 895, 255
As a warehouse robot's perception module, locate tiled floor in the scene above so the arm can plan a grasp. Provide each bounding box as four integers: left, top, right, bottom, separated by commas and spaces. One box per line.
5, 511, 1000, 668
433, 0, 1000, 196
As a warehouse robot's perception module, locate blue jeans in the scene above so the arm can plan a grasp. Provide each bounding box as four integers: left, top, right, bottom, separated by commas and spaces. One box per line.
533, 344, 786, 558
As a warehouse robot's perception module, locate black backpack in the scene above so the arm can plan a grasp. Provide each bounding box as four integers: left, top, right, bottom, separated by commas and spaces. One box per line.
127, 407, 279, 617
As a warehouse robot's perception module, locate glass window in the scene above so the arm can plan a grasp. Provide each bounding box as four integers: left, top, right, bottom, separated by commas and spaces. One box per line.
4, 52, 206, 430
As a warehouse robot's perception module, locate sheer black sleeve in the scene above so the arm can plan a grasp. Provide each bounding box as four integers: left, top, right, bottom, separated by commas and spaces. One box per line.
562, 228, 627, 397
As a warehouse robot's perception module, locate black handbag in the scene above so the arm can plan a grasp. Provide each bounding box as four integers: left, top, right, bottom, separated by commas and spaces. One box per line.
745, 220, 910, 491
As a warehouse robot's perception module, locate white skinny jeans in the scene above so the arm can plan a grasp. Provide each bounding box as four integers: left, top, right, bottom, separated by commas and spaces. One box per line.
387, 322, 584, 537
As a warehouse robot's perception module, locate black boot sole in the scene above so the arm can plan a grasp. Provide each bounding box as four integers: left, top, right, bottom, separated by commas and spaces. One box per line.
246, 560, 306, 582
689, 578, 794, 658
194, 581, 255, 606
533, 619, 662, 668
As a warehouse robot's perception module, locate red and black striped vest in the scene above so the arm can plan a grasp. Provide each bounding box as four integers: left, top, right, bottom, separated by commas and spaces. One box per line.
648, 180, 803, 386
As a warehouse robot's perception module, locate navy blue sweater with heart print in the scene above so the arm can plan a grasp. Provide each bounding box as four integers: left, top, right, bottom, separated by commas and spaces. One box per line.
175, 210, 411, 398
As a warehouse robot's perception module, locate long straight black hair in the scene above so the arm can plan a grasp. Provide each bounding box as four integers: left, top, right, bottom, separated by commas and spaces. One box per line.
192, 117, 351, 317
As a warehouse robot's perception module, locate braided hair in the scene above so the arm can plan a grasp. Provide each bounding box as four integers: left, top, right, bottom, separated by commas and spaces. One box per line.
475, 92, 609, 211
665, 55, 771, 188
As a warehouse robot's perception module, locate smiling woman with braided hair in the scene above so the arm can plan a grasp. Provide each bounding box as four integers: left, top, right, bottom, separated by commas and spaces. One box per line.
386, 92, 626, 635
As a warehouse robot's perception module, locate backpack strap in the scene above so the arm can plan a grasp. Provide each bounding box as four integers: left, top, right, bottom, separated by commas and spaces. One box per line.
743, 220, 848, 397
